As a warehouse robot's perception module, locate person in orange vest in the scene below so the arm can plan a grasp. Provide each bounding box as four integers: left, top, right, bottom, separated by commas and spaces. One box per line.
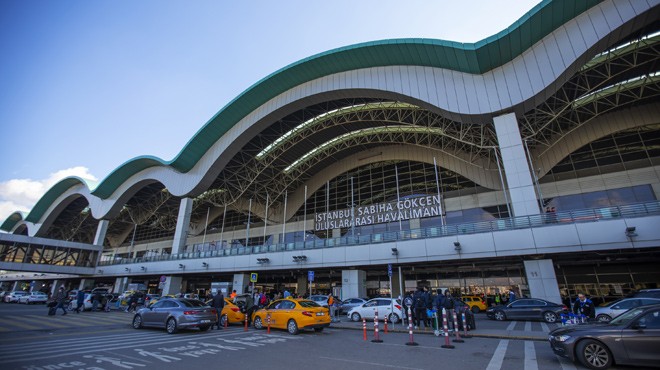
230, 290, 237, 300
327, 293, 336, 321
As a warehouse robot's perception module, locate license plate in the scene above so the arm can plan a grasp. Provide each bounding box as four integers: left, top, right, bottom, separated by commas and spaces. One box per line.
316, 312, 325, 316
201, 320, 211, 324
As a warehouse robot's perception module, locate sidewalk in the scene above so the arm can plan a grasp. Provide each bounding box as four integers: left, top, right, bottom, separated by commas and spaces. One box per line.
328, 318, 550, 341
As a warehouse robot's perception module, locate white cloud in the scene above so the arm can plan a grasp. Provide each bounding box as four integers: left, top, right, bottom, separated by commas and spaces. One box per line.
0, 167, 98, 225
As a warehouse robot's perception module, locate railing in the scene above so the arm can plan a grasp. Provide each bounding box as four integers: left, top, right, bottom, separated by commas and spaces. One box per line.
97, 201, 660, 266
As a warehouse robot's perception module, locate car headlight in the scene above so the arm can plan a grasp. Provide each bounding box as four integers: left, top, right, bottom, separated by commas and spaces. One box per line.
552, 335, 571, 342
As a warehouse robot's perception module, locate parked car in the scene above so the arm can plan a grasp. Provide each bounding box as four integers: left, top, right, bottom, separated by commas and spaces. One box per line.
18, 291, 48, 304
549, 303, 660, 369
628, 288, 660, 299
347, 298, 404, 324
595, 297, 660, 322
462, 295, 487, 313
486, 298, 567, 323
308, 295, 332, 307
251, 298, 330, 335
132, 298, 217, 334
339, 298, 368, 315
204, 297, 246, 326
3, 291, 28, 303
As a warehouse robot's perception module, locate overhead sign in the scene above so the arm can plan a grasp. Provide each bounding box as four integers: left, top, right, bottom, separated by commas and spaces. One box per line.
250, 273, 258, 283
314, 195, 442, 230
308, 270, 314, 282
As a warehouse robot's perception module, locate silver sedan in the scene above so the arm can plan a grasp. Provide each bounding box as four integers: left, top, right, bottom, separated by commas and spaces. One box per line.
132, 298, 217, 334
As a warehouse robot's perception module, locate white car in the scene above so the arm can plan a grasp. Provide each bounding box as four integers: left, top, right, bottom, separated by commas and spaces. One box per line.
18, 292, 48, 304
3, 291, 28, 303
595, 297, 660, 322
347, 298, 404, 324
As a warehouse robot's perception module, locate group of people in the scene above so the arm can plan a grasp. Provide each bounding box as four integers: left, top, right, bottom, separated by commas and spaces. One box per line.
403, 287, 463, 330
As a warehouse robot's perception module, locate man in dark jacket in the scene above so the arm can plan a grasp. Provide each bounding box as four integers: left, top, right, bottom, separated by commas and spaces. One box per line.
573, 293, 595, 320
55, 287, 68, 315
211, 291, 225, 330
412, 287, 428, 329
75, 290, 85, 313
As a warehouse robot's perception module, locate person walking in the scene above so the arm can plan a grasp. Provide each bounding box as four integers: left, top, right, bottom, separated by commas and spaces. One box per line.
211, 290, 225, 329
508, 289, 516, 302
75, 290, 85, 313
55, 287, 68, 316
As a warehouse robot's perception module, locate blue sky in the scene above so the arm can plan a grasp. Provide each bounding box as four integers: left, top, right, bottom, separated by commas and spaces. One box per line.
0, 0, 540, 222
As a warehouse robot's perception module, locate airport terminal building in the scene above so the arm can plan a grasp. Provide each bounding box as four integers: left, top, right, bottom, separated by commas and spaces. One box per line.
1, 0, 659, 305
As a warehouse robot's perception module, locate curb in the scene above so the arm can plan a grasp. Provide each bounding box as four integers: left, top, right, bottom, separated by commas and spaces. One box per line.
329, 324, 548, 342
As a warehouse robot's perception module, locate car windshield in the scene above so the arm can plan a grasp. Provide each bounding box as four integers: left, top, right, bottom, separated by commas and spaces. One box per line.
608, 306, 646, 326
179, 299, 207, 307
299, 301, 321, 308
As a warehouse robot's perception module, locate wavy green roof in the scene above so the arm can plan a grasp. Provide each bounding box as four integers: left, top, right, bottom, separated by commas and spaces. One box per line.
5, 0, 603, 231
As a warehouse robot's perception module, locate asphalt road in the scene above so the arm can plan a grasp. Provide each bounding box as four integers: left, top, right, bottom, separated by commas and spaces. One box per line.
0, 303, 635, 370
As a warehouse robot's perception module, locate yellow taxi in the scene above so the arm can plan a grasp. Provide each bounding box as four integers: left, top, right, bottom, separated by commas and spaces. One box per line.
251, 297, 330, 335
462, 295, 488, 313
148, 294, 176, 307
204, 298, 246, 326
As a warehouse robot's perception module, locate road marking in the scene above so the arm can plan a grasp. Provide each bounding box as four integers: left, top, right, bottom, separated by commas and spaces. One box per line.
558, 355, 578, 370
540, 322, 549, 332
506, 321, 516, 331
486, 339, 509, 370
524, 321, 531, 332
320, 356, 423, 370
0, 330, 261, 363
524, 341, 538, 370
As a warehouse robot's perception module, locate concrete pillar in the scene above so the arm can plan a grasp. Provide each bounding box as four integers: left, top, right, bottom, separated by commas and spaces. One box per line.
493, 112, 540, 217
390, 269, 402, 299
523, 259, 561, 304
161, 276, 183, 296
172, 197, 194, 255
232, 274, 250, 295
341, 270, 366, 299
296, 275, 308, 296
114, 277, 130, 293
50, 280, 61, 295
78, 279, 95, 291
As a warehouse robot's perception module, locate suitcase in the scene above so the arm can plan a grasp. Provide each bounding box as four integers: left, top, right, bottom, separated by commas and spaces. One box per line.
48, 307, 56, 316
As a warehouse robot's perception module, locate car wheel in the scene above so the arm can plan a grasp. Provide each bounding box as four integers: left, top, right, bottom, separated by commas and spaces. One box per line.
254, 316, 264, 330
471, 306, 480, 314
576, 339, 612, 370
388, 313, 400, 324
494, 310, 506, 321
199, 325, 211, 332
166, 318, 178, 334
351, 312, 361, 322
314, 327, 324, 332
287, 319, 299, 335
543, 311, 558, 323
596, 314, 611, 323
132, 315, 142, 329
220, 314, 228, 327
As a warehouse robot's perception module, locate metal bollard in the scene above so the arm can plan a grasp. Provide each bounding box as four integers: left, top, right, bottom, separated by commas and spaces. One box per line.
461, 311, 472, 338
441, 308, 454, 349
371, 308, 383, 343
452, 310, 464, 343
405, 306, 418, 346
363, 317, 367, 340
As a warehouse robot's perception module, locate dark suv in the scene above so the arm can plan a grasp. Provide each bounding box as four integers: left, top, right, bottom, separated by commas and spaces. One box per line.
629, 289, 660, 299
